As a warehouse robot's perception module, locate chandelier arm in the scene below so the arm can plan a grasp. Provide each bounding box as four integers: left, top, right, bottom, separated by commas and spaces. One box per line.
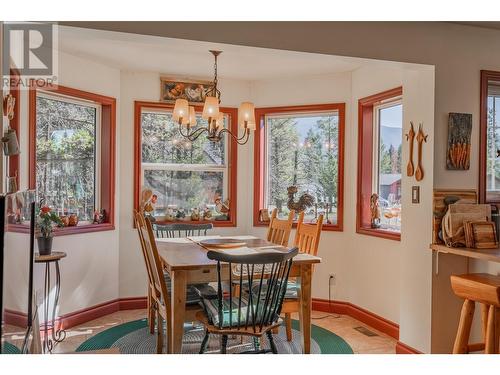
217, 128, 250, 145
178, 124, 209, 141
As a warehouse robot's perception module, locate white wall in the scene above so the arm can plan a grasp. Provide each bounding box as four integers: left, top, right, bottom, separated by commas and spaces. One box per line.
4, 51, 121, 315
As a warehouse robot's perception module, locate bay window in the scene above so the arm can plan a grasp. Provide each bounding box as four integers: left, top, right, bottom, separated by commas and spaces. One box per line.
35, 92, 100, 223
25, 84, 116, 235
254, 104, 345, 231
134, 102, 237, 226
480, 70, 500, 203
357, 87, 402, 240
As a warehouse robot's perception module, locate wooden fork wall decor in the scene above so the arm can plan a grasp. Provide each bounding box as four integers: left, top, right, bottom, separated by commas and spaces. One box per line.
405, 122, 416, 177
415, 123, 428, 182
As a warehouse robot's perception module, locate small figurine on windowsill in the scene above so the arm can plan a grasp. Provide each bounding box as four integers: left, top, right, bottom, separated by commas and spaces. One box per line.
203, 207, 213, 221
191, 208, 200, 221
175, 208, 186, 220
370, 193, 381, 229
93, 209, 106, 224
215, 196, 230, 221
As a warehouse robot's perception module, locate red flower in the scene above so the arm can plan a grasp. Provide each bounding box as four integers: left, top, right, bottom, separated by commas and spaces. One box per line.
40, 206, 51, 214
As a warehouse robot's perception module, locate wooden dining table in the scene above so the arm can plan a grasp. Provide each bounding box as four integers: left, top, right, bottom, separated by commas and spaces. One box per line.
156, 235, 321, 354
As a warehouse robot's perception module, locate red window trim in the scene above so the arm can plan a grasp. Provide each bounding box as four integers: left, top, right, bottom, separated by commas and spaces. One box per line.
7, 68, 21, 189
133, 101, 238, 228
479, 70, 500, 204
356, 87, 402, 241
8, 83, 117, 236
253, 103, 345, 231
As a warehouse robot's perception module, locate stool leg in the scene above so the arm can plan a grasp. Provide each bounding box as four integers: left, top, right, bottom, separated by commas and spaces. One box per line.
453, 299, 475, 354
480, 303, 488, 341
485, 305, 496, 354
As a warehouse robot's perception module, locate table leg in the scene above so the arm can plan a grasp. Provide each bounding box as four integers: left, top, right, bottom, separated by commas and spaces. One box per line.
43, 262, 51, 353
41, 260, 66, 354
51, 261, 66, 344
170, 270, 187, 354
298, 264, 312, 354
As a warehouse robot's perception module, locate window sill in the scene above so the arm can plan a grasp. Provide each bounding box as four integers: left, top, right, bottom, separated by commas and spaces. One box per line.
7, 223, 115, 236
356, 227, 401, 241
154, 219, 237, 228
253, 220, 343, 232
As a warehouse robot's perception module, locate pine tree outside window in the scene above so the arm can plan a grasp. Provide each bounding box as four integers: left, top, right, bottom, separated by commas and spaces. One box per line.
140, 109, 229, 220
35, 92, 100, 223
253, 103, 345, 231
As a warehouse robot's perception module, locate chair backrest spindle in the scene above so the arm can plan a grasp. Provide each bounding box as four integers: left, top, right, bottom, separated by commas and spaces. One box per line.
294, 212, 323, 256
266, 208, 295, 247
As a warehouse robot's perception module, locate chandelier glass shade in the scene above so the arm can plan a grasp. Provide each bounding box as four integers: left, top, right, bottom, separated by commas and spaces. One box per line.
174, 50, 255, 145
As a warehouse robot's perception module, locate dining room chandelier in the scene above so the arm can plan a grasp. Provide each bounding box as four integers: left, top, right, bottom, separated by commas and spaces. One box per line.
172, 50, 256, 145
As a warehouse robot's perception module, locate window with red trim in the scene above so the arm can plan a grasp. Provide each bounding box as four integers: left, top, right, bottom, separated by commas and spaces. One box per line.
357, 87, 402, 241
479, 70, 500, 203
253, 104, 345, 231
6, 69, 20, 189
18, 84, 117, 235
133, 101, 238, 227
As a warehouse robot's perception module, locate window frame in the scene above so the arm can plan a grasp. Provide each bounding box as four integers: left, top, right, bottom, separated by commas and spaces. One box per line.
9, 83, 117, 236
35, 90, 103, 222
253, 103, 345, 231
479, 70, 500, 204
133, 101, 238, 227
6, 68, 21, 191
357, 87, 403, 241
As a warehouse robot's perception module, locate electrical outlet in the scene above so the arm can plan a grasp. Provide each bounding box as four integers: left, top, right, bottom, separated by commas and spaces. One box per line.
329, 274, 336, 285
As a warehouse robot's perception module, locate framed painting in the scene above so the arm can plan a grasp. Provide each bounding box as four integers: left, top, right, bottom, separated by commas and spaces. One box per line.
160, 77, 213, 104
446, 112, 472, 170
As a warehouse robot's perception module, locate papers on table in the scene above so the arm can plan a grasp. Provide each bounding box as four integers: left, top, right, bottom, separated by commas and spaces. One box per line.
221, 235, 258, 240
220, 246, 283, 255
155, 237, 192, 244
187, 235, 221, 242
220, 247, 258, 255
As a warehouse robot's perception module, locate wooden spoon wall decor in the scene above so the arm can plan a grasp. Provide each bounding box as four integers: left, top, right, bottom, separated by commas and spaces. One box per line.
405, 122, 416, 177
415, 123, 428, 182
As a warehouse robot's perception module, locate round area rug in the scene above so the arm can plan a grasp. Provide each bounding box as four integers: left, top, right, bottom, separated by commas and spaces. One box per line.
76, 319, 353, 354
2, 342, 21, 354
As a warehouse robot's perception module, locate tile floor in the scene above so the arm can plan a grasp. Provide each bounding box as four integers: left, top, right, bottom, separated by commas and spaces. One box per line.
3, 309, 397, 354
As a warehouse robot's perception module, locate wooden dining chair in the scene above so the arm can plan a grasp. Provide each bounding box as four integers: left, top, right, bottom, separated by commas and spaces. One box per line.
266, 208, 295, 247
133, 210, 156, 335
197, 247, 299, 354
134, 211, 171, 353
282, 212, 323, 341
152, 222, 213, 238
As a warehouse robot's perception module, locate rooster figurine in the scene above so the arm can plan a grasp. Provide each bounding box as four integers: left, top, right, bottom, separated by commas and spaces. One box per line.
287, 186, 315, 213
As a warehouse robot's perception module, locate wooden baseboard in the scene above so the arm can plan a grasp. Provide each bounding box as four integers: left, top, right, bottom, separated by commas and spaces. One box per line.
395, 341, 421, 354
312, 298, 399, 340
3, 308, 28, 328
4, 297, 147, 331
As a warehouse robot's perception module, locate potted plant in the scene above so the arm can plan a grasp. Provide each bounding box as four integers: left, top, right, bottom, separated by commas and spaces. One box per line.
36, 205, 63, 255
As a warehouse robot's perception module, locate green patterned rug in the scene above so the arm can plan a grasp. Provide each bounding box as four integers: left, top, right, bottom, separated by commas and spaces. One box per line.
2, 342, 21, 354
76, 318, 353, 354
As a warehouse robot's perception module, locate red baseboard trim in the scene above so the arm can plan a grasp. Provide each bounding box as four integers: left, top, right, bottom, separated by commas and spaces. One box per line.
3, 309, 28, 328
312, 298, 400, 340
395, 341, 422, 354
3, 297, 148, 331
119, 296, 148, 311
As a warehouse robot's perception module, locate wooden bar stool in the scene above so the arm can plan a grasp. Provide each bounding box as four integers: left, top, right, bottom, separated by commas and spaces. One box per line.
450, 273, 500, 354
